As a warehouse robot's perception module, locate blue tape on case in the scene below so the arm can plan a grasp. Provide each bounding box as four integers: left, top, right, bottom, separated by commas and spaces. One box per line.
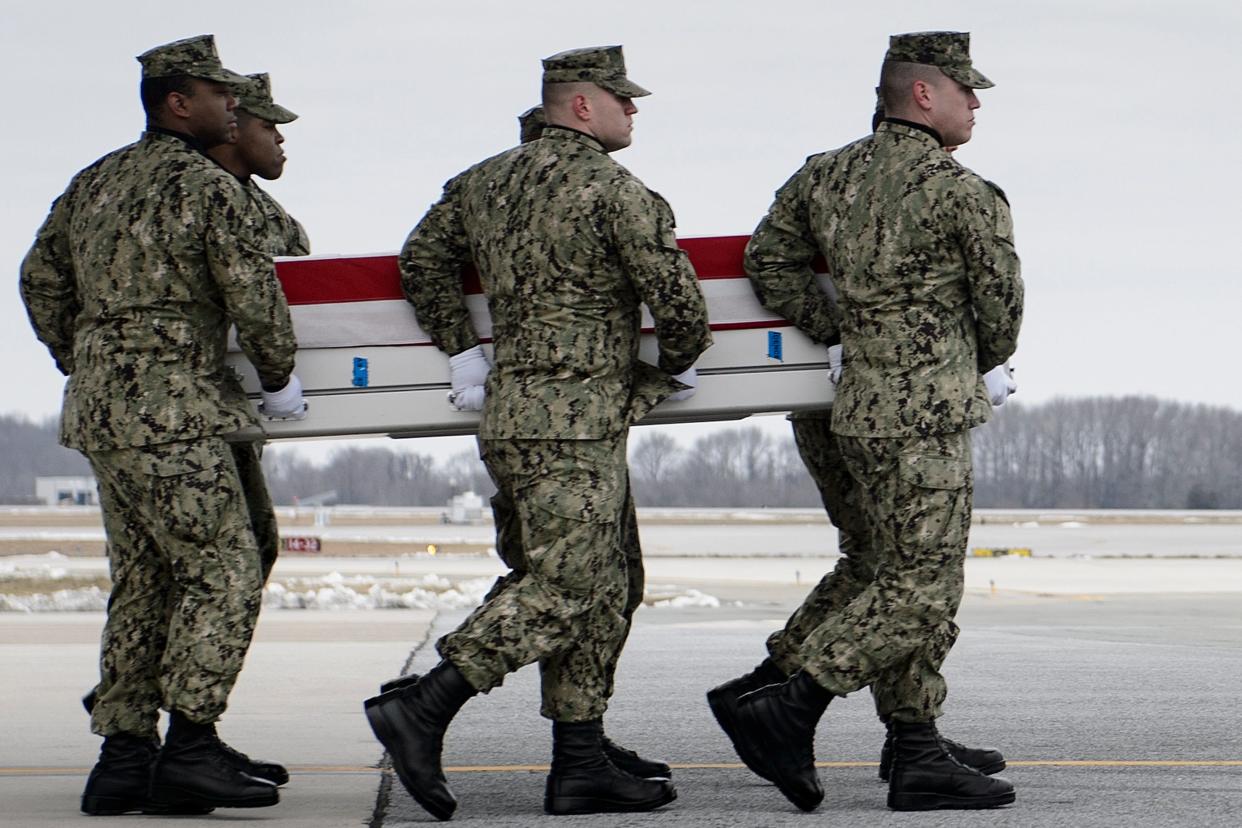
767, 330, 783, 362
352, 357, 369, 387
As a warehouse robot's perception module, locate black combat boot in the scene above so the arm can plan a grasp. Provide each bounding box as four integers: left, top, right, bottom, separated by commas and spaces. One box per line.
84, 687, 288, 785
878, 719, 1005, 781
149, 711, 280, 809
210, 736, 290, 786
380, 672, 670, 779
80, 733, 214, 816
380, 671, 419, 695
706, 657, 786, 782
886, 720, 1015, 811
364, 659, 477, 821
544, 720, 677, 815
732, 671, 831, 811
600, 735, 671, 779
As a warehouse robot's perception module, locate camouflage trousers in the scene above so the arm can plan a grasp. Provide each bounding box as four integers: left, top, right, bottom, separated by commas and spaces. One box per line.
230, 438, 280, 582
766, 415, 877, 673
87, 437, 266, 737
438, 436, 633, 722
794, 429, 972, 723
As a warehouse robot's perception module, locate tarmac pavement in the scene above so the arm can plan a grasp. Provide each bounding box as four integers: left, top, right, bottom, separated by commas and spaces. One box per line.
2, 579, 1240, 826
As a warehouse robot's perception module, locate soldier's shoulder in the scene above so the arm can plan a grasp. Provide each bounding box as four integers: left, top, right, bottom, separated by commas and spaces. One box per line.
792, 135, 871, 184
958, 167, 1009, 207
929, 157, 1007, 202
246, 180, 282, 207
606, 168, 672, 218
449, 144, 526, 191
808, 134, 869, 166
62, 139, 146, 192
981, 178, 1009, 206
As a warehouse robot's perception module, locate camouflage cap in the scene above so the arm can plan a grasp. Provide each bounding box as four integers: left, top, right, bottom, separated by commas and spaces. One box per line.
541, 45, 650, 98
884, 31, 993, 89
518, 105, 546, 144
136, 34, 247, 84
236, 73, 298, 124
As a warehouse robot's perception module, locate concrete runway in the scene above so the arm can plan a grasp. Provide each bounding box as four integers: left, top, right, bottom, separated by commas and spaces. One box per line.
4, 583, 1238, 826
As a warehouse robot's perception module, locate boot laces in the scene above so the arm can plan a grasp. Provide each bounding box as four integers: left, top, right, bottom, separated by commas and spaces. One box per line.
601, 737, 639, 761
209, 732, 256, 767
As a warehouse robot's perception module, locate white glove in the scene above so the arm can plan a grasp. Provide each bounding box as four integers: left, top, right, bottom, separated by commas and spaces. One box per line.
827, 344, 843, 386
260, 374, 308, 420
447, 345, 490, 412
667, 367, 698, 402
982, 363, 1017, 407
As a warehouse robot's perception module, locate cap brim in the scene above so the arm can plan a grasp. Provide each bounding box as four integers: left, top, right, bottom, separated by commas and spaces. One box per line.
241, 102, 298, 124
195, 66, 250, 86
599, 77, 651, 98
945, 65, 994, 89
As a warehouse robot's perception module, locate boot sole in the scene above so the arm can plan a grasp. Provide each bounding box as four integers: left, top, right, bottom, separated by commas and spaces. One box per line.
545, 786, 677, 815
705, 690, 775, 783
888, 789, 1016, 811
148, 783, 278, 809
365, 696, 456, 821
80, 794, 215, 816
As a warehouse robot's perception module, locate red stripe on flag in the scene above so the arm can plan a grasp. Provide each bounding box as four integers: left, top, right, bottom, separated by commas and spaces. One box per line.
272, 235, 825, 306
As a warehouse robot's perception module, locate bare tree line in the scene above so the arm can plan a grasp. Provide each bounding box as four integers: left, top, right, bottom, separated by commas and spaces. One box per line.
6, 396, 1242, 508
972, 396, 1242, 509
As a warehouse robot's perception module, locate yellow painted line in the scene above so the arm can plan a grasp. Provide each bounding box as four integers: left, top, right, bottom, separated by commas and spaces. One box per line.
1007, 760, 1242, 767
7, 759, 1242, 777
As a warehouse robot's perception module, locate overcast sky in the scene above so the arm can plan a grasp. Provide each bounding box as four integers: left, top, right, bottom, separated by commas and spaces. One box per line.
3, 0, 1240, 464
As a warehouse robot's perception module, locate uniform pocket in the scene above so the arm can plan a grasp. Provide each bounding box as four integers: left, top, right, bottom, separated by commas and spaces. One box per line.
899, 452, 968, 491
144, 442, 231, 545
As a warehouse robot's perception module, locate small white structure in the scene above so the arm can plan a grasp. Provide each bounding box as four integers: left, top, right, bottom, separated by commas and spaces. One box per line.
447, 491, 485, 524
36, 476, 98, 506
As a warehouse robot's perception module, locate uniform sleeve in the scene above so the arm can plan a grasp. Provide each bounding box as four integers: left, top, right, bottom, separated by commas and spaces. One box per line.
287, 217, 311, 257
958, 181, 1023, 371
19, 191, 80, 376
203, 179, 298, 389
398, 175, 480, 357
743, 159, 840, 345
611, 182, 712, 375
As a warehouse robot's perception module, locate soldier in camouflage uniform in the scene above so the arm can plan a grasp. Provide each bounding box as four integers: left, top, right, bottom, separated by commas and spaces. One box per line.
723, 32, 1023, 813
364, 46, 711, 820
19, 35, 306, 815
709, 98, 1008, 791
377, 98, 669, 783
209, 72, 311, 260
207, 71, 309, 582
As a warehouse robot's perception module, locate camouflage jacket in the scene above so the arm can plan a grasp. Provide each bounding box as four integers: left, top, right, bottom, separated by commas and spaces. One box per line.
19, 130, 297, 452
399, 126, 712, 440
246, 180, 310, 256
745, 121, 1023, 438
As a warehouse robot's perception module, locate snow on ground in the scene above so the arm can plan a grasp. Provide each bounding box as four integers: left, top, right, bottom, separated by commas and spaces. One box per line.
0, 557, 723, 613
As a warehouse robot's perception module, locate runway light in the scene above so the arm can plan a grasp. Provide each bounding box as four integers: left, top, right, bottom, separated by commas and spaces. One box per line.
427, 544, 437, 556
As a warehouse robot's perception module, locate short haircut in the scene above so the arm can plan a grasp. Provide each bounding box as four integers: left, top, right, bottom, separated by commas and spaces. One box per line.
140, 74, 196, 119
878, 60, 946, 113
541, 80, 595, 112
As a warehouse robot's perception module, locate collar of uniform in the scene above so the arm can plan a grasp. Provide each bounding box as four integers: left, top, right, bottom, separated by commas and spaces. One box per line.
539, 124, 606, 154
879, 118, 944, 149
145, 125, 209, 154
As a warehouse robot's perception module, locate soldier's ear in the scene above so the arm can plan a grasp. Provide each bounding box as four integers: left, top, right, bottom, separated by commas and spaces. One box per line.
164, 90, 194, 119
571, 92, 592, 122
912, 80, 935, 112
